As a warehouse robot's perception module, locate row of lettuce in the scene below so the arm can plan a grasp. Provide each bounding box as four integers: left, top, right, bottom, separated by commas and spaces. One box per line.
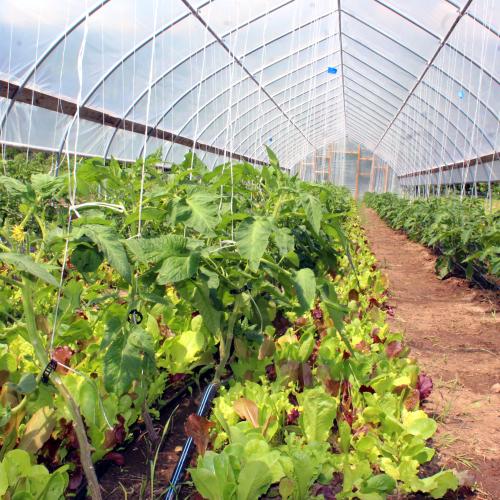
186, 198, 457, 500
365, 192, 499, 281
0, 150, 457, 499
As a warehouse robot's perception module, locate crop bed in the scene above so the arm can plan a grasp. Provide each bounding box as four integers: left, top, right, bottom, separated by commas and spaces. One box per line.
365, 193, 499, 284
0, 151, 458, 499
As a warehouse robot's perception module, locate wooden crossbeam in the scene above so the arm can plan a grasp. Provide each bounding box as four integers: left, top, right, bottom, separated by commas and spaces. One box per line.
0, 79, 267, 166
398, 152, 499, 179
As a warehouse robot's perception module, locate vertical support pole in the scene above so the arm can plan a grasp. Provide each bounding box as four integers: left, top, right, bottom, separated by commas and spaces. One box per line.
383, 164, 389, 193
354, 143, 361, 200
369, 156, 375, 192
327, 144, 332, 183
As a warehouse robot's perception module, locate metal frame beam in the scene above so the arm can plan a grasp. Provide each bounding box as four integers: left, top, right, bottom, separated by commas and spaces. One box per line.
0, 0, 111, 134
130, 15, 338, 160
372, 0, 474, 153
337, 0, 347, 133
0, 80, 265, 166
206, 61, 342, 156
343, 34, 495, 149
151, 35, 338, 158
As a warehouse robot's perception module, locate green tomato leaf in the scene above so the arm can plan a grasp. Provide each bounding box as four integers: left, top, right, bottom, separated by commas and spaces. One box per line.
293, 268, 316, 314
235, 216, 274, 272
265, 145, 279, 169
273, 227, 295, 257
300, 192, 322, 234
16, 373, 37, 395
125, 234, 187, 264
177, 191, 219, 236
71, 244, 103, 274
104, 327, 154, 396
77, 225, 132, 283
156, 251, 200, 284
0, 253, 58, 286
30, 174, 66, 199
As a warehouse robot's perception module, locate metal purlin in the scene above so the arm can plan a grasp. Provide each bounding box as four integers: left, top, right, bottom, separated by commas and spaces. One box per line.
180, 68, 341, 158
346, 52, 493, 161
372, 0, 475, 157
193, 63, 340, 164
227, 81, 343, 155
0, 0, 111, 136
343, 98, 455, 166
155, 33, 337, 155
372, 0, 499, 86
138, 35, 339, 159
341, 23, 498, 124
343, 49, 497, 144
343, 66, 479, 160
444, 0, 499, 38
337, 0, 347, 140
181, 0, 316, 152
249, 9, 343, 170
206, 57, 343, 157
103, 0, 315, 160
240, 102, 344, 163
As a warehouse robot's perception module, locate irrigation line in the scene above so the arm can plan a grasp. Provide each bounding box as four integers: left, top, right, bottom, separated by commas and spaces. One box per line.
164, 382, 220, 500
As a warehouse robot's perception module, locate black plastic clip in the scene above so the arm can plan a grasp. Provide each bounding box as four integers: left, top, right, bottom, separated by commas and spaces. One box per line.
41, 359, 58, 384
128, 309, 143, 325
229, 284, 252, 295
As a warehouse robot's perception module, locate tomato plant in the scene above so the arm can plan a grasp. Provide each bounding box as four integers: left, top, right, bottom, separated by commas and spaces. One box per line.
365, 192, 500, 280
0, 150, 458, 499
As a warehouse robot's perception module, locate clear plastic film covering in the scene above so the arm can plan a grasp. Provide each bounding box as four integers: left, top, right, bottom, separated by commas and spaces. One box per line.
0, 0, 498, 188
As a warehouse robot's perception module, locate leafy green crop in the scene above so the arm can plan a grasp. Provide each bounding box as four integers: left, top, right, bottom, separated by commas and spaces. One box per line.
0, 149, 457, 499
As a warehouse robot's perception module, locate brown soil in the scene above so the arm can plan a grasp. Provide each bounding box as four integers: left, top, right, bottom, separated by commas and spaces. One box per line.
97, 383, 202, 499
361, 207, 500, 500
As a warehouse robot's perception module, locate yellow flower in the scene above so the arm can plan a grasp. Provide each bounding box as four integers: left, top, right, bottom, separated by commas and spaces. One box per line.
166, 285, 180, 304
11, 225, 25, 243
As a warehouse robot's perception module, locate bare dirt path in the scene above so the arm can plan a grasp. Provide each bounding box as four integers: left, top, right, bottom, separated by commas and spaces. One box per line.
360, 207, 500, 499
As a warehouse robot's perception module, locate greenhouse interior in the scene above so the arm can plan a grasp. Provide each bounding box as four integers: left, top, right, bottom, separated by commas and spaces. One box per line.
0, 0, 499, 499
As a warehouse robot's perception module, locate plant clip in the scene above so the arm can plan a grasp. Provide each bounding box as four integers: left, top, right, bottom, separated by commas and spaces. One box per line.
229, 284, 252, 295
41, 359, 58, 384
127, 309, 143, 325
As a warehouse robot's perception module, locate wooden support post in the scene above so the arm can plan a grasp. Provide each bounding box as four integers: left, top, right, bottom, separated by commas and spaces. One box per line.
369, 157, 375, 192
383, 165, 389, 193
354, 144, 361, 200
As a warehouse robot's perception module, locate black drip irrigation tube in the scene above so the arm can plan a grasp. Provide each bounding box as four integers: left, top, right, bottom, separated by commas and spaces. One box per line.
73, 376, 201, 500
433, 244, 500, 291
164, 382, 219, 500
